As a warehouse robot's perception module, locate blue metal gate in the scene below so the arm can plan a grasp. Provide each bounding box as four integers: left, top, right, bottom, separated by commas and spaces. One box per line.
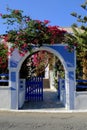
25, 77, 43, 101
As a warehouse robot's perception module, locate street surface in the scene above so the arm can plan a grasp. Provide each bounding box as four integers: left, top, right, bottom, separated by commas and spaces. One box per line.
0, 111, 87, 130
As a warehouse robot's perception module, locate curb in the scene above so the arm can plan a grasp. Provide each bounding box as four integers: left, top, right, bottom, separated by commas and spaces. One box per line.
0, 109, 87, 113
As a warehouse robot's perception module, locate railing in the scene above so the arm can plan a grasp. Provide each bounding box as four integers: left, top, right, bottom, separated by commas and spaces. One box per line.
76, 79, 87, 91
58, 78, 87, 92
0, 74, 9, 86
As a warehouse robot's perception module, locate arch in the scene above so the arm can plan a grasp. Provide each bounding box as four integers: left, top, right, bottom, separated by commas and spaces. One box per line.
9, 44, 76, 110
17, 45, 68, 73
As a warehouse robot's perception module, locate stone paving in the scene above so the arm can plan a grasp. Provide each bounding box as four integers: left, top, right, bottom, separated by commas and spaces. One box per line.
22, 89, 64, 110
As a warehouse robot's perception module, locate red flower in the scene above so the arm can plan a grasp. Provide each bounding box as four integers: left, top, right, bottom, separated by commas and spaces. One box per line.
8, 52, 11, 56
14, 10, 19, 14
44, 20, 50, 24
33, 39, 38, 44
3, 35, 8, 42
74, 42, 78, 47
0, 57, 2, 63
35, 20, 42, 24
26, 17, 30, 22
10, 48, 14, 53
4, 44, 8, 49
1, 63, 7, 69
0, 13, 2, 17
51, 39, 54, 44
64, 46, 68, 50
21, 43, 27, 48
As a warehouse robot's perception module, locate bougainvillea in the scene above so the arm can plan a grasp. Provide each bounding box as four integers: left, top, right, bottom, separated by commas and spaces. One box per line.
31, 51, 50, 75
0, 41, 8, 73
0, 8, 67, 73
0, 8, 67, 54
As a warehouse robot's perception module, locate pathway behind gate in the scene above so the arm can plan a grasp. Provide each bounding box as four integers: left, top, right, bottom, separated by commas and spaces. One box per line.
22, 89, 64, 110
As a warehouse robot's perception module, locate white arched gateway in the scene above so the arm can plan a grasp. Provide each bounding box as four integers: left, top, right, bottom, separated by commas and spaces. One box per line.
9, 44, 76, 110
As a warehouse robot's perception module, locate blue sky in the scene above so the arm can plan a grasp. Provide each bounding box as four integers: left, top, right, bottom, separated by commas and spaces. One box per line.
0, 0, 85, 34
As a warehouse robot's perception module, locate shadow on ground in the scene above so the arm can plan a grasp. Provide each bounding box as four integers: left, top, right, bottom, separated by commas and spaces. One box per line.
21, 89, 64, 110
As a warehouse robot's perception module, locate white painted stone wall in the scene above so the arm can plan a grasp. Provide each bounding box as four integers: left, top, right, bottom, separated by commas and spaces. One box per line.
0, 86, 10, 109
18, 79, 25, 108
59, 79, 66, 106
45, 64, 49, 79
75, 91, 87, 110
60, 90, 66, 107
49, 70, 55, 90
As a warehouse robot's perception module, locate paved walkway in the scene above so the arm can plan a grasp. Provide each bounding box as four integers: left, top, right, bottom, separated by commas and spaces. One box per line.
22, 89, 65, 110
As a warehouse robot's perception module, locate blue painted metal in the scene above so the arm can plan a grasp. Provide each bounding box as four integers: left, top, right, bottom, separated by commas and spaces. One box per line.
76, 79, 87, 83
58, 81, 60, 99
0, 74, 9, 84
76, 80, 87, 90
0, 80, 8, 82
58, 79, 87, 92
0, 74, 8, 76
25, 77, 43, 101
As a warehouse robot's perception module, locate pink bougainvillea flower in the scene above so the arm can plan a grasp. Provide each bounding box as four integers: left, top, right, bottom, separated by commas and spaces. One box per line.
64, 46, 68, 50
19, 50, 27, 57
2, 64, 7, 69
74, 42, 78, 47
4, 35, 8, 42
33, 39, 38, 44
25, 17, 30, 22
14, 10, 19, 14
10, 48, 14, 53
0, 57, 2, 63
44, 20, 50, 24
0, 13, 2, 17
3, 44, 8, 49
7, 51, 12, 56
35, 20, 42, 24
51, 39, 54, 44
19, 52, 25, 57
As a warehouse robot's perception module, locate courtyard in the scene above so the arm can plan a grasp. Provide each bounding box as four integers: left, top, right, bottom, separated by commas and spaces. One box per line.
22, 89, 64, 110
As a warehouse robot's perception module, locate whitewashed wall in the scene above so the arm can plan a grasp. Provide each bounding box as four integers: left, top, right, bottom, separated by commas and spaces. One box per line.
0, 86, 10, 109
75, 92, 87, 110
18, 79, 25, 108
